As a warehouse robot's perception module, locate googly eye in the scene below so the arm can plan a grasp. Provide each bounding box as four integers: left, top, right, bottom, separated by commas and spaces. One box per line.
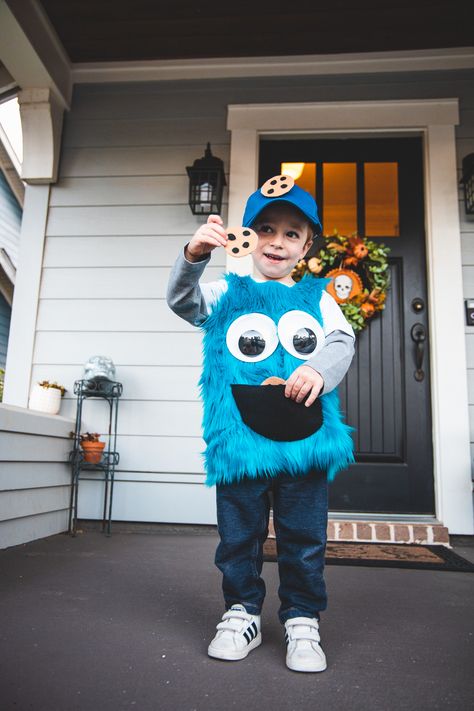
277, 310, 325, 360
226, 313, 278, 362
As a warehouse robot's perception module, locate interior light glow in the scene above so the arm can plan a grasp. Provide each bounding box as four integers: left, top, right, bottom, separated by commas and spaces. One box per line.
281, 162, 305, 181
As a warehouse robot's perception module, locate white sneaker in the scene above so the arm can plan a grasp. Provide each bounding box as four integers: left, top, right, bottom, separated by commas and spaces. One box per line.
284, 617, 327, 672
208, 604, 262, 661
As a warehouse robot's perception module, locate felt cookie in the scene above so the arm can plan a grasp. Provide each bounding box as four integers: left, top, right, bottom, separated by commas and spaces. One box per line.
261, 376, 286, 386
225, 226, 258, 257
261, 174, 295, 198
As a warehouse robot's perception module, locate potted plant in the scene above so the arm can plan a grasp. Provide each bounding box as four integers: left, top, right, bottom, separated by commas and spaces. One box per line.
28, 380, 67, 415
79, 432, 105, 464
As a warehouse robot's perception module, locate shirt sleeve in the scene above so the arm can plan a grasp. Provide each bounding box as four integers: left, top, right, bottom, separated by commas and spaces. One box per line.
166, 245, 227, 326
319, 291, 355, 340
305, 329, 356, 395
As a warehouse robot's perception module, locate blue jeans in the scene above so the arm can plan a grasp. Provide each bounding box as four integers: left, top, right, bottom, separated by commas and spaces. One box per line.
215, 469, 328, 625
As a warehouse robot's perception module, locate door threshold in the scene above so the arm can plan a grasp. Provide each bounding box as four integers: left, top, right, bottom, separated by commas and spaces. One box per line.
329, 512, 439, 523
269, 513, 449, 545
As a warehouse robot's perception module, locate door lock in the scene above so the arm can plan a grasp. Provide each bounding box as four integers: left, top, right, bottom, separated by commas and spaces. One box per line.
411, 298, 425, 313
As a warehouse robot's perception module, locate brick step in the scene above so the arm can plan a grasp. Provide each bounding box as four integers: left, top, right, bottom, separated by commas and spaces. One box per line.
268, 517, 450, 545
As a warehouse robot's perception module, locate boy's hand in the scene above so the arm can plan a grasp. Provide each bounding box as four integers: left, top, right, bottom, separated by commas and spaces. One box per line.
285, 365, 324, 407
185, 215, 228, 262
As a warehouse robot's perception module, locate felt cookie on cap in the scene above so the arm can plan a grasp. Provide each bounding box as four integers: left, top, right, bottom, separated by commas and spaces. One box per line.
261, 174, 295, 198
225, 226, 258, 258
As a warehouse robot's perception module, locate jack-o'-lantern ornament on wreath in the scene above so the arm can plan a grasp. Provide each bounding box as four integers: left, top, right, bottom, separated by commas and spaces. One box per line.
292, 231, 391, 333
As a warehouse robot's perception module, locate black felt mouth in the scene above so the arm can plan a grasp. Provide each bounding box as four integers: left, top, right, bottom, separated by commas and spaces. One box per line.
231, 384, 323, 442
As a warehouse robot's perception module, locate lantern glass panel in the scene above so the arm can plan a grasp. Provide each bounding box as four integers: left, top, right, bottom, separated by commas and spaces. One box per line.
189, 171, 224, 215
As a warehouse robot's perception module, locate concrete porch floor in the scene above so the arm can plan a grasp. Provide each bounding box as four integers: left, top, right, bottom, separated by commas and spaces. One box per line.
0, 526, 473, 711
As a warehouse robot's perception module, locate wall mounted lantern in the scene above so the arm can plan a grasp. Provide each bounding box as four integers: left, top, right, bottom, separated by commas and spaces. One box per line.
461, 153, 474, 215
186, 143, 226, 215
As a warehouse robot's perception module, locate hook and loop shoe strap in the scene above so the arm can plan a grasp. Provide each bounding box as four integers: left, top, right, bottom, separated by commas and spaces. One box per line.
285, 617, 321, 644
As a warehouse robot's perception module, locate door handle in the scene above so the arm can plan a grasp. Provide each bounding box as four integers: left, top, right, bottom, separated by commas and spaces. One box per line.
410, 323, 426, 382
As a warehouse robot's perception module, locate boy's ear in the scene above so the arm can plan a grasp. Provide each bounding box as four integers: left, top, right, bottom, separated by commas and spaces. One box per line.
303, 237, 314, 255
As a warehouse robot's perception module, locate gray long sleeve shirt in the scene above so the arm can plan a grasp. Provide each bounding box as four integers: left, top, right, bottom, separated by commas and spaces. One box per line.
166, 246, 355, 394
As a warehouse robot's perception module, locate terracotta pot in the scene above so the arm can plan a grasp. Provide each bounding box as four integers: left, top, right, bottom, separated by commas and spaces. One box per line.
80, 441, 105, 464
28, 385, 62, 415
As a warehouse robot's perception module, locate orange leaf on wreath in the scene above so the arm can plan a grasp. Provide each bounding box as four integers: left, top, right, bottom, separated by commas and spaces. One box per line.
351, 290, 369, 305
348, 235, 364, 246
343, 256, 359, 267
360, 302, 376, 318
368, 288, 382, 303
326, 242, 346, 252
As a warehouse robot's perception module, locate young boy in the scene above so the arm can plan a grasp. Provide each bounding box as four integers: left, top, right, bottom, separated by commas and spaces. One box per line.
166, 179, 355, 673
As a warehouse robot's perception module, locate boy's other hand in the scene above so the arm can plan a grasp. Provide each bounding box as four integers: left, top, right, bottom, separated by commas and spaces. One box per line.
185, 215, 228, 262
285, 365, 324, 407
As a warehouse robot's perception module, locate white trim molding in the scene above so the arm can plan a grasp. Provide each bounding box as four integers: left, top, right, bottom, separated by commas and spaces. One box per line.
3, 183, 50, 407
72, 47, 474, 84
17, 88, 64, 184
226, 98, 473, 535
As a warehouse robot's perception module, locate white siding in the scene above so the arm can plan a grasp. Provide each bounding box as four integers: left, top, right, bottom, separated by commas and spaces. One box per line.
0, 404, 72, 549
29, 71, 474, 524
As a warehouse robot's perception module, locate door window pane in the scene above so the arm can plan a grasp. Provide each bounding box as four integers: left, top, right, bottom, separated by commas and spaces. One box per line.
281, 162, 316, 197
364, 162, 399, 236
323, 163, 357, 236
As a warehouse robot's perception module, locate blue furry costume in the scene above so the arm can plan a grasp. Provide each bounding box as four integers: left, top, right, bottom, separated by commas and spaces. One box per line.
199, 272, 355, 487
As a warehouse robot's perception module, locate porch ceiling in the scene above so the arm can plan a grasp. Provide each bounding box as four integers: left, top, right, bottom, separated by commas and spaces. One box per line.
37, 0, 473, 63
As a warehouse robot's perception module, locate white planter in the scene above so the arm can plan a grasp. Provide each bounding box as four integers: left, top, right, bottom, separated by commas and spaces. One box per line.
28, 384, 62, 415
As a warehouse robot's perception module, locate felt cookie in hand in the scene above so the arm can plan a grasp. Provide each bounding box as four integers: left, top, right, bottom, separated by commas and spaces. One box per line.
225, 226, 258, 258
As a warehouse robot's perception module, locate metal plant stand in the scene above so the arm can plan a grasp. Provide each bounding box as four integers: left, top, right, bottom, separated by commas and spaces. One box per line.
68, 378, 122, 536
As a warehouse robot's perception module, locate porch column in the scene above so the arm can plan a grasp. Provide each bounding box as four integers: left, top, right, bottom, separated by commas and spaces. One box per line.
423, 123, 473, 534
3, 183, 50, 407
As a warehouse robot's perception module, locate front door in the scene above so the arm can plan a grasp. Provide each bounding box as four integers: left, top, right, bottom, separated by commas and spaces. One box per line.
260, 137, 434, 515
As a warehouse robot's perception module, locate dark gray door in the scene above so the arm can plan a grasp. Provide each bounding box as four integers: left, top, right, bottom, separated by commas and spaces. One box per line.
260, 137, 434, 515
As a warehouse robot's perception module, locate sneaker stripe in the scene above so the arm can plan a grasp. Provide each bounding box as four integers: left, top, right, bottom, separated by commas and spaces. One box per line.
251, 621, 258, 637
243, 630, 252, 644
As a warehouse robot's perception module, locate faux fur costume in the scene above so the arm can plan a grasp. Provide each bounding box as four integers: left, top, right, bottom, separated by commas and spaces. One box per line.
199, 272, 356, 486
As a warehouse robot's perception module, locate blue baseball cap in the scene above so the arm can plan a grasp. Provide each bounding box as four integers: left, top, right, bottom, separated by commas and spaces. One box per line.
242, 181, 322, 235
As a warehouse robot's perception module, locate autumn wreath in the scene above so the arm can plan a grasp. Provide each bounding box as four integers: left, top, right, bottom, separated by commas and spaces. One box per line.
292, 230, 391, 333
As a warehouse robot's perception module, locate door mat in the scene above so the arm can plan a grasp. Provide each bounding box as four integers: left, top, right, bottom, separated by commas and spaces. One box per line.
263, 539, 474, 572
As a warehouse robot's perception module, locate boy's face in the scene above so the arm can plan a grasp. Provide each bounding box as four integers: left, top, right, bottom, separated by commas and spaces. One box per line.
251, 204, 313, 284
